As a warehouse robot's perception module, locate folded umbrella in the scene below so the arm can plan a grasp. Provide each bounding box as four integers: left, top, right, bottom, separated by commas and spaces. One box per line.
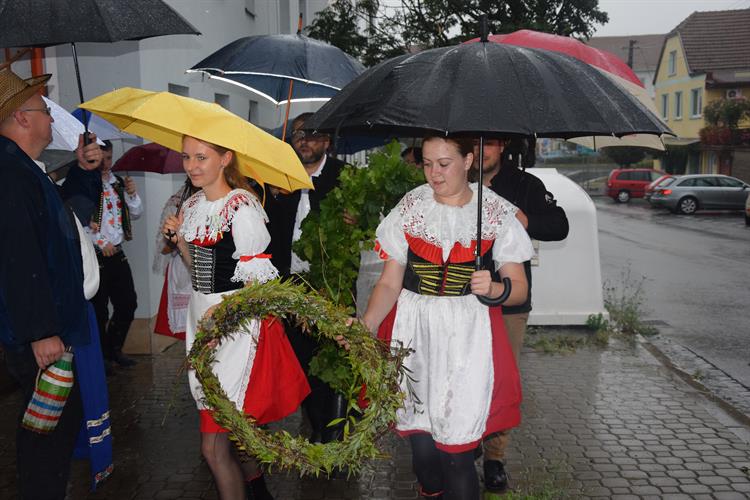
80, 88, 312, 191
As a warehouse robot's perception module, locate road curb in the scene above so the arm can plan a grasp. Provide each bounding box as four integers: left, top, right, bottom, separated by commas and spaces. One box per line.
640, 333, 750, 429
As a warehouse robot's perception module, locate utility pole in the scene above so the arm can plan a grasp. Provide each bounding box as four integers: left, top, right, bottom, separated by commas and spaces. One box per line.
626, 39, 636, 68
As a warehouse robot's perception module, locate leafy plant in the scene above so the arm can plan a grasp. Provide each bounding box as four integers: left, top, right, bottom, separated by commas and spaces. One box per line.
189, 279, 411, 475
703, 98, 750, 129
603, 268, 658, 338
294, 140, 424, 309
294, 141, 424, 396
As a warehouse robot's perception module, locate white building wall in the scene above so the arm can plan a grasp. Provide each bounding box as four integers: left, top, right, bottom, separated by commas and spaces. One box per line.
20, 0, 333, 325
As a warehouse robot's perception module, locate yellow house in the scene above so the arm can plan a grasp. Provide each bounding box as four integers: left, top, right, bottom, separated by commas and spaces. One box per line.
652, 8, 750, 179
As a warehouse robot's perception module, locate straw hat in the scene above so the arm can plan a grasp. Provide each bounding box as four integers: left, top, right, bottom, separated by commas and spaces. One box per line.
0, 68, 51, 123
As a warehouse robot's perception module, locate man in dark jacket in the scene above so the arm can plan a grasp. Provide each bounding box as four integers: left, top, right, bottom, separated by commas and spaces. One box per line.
0, 68, 103, 499
264, 112, 346, 443
473, 136, 569, 493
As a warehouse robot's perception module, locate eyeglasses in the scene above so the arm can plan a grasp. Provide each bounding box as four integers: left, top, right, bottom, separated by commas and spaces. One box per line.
291, 129, 329, 142
19, 106, 52, 116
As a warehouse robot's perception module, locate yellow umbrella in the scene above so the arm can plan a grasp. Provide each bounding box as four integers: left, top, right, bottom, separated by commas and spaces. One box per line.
80, 87, 312, 191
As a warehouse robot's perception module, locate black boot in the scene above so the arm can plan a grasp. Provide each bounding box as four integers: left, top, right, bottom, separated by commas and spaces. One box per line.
321, 393, 347, 443
245, 474, 273, 500
483, 460, 509, 493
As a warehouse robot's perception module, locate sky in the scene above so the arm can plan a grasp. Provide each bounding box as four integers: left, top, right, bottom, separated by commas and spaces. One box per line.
593, 0, 750, 36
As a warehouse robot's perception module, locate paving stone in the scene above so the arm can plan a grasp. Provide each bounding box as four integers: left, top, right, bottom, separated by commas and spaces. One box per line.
0, 332, 748, 499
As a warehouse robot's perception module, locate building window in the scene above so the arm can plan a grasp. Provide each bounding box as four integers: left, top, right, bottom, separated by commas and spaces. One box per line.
168, 83, 189, 97
215, 93, 230, 110
674, 91, 682, 120
690, 88, 702, 117
661, 94, 669, 120
668, 50, 676, 75
248, 100, 258, 123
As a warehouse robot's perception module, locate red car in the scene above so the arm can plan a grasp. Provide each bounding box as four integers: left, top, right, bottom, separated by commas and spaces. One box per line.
607, 168, 665, 203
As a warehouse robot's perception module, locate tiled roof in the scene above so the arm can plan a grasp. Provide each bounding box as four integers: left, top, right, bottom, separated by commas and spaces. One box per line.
587, 34, 665, 73
670, 8, 750, 73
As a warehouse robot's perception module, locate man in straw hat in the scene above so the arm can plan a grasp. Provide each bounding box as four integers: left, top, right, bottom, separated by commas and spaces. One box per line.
0, 67, 104, 499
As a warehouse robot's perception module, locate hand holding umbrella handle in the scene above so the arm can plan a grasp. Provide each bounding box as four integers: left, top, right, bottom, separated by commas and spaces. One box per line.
477, 277, 512, 307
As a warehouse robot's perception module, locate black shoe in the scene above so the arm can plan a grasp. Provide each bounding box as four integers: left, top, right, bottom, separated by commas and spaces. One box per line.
113, 351, 136, 367
246, 475, 273, 500
483, 460, 509, 493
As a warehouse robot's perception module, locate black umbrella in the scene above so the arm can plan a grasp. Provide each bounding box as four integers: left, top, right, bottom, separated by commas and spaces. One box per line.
0, 0, 200, 129
306, 34, 671, 305
188, 16, 363, 140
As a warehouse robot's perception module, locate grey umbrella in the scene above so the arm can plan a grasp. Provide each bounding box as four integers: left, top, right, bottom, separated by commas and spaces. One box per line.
0, 0, 200, 131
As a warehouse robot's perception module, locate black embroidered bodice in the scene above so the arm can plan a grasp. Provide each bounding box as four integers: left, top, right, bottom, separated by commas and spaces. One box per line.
402, 245, 499, 296
188, 230, 243, 294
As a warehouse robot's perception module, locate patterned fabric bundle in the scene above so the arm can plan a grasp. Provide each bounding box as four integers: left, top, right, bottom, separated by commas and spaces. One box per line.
21, 350, 75, 434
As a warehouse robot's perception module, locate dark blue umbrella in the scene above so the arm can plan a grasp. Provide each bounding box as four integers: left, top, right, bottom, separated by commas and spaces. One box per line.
268, 118, 391, 155
188, 33, 364, 106
188, 20, 364, 141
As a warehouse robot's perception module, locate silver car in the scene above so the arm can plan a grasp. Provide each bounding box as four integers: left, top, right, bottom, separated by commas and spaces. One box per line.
648, 174, 750, 214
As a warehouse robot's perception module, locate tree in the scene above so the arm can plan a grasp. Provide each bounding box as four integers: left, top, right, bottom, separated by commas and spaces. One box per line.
306, 0, 610, 65
703, 98, 750, 129
602, 146, 647, 167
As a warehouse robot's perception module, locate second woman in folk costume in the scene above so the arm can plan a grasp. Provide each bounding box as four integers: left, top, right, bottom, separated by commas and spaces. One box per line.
358, 135, 534, 499
163, 135, 309, 500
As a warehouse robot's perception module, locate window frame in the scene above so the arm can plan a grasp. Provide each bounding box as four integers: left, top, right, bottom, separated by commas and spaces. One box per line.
661, 94, 669, 120
674, 91, 683, 120
668, 50, 677, 76
690, 88, 702, 118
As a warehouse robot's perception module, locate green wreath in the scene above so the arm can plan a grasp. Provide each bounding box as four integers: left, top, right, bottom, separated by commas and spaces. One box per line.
188, 279, 410, 476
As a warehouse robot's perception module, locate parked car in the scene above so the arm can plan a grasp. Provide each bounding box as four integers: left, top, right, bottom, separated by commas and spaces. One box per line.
606, 168, 665, 203
745, 191, 750, 226
644, 174, 676, 202
649, 174, 750, 214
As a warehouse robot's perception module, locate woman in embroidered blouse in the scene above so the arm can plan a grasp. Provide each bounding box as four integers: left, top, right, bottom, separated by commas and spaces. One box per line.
163, 136, 309, 500
356, 135, 534, 499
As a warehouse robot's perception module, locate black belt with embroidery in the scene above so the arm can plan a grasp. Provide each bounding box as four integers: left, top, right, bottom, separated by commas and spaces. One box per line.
402, 248, 498, 297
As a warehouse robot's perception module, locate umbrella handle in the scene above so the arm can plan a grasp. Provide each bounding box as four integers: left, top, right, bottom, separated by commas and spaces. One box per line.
476, 277, 512, 307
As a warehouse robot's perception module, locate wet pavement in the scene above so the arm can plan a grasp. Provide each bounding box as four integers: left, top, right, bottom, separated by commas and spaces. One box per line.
1, 330, 749, 499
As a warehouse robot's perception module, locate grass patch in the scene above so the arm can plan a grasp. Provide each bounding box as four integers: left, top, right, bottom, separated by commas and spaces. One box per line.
603, 268, 659, 338
525, 325, 609, 355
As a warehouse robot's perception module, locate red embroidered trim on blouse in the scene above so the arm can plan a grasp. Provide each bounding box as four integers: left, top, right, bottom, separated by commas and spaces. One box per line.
404, 233, 493, 264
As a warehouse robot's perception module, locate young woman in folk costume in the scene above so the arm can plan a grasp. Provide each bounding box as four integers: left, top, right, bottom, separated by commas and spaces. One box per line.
163, 136, 309, 500
356, 135, 534, 499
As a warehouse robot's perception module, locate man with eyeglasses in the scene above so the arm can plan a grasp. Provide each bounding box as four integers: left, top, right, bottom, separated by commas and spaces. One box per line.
264, 112, 347, 444
471, 136, 569, 494
0, 68, 106, 499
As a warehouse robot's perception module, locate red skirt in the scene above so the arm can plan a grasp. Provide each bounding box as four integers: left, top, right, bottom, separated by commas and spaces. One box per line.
200, 317, 311, 433
154, 271, 186, 340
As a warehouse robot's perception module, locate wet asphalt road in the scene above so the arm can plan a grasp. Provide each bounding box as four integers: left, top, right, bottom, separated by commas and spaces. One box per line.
595, 196, 750, 389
